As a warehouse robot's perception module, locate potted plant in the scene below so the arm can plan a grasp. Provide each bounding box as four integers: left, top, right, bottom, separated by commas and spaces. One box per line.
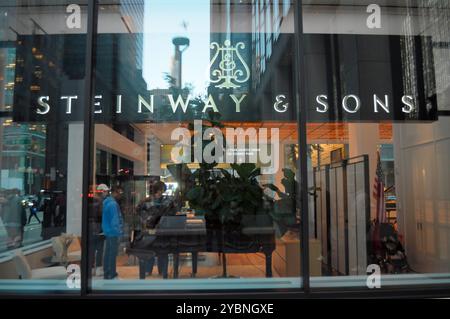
167, 113, 274, 249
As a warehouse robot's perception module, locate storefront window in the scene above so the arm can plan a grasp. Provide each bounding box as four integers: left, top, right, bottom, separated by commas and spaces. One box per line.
88, 0, 301, 291
1, 0, 449, 298
0, 1, 87, 293
303, 1, 450, 288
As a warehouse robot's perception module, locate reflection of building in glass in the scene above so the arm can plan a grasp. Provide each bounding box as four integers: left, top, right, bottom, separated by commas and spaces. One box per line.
419, 0, 450, 110
119, 0, 145, 70
0, 124, 46, 194
0, 48, 15, 112
1, 44, 48, 195
252, 0, 292, 89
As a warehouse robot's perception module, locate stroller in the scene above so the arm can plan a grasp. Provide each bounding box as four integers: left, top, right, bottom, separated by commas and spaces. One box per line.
370, 221, 410, 274
379, 223, 410, 274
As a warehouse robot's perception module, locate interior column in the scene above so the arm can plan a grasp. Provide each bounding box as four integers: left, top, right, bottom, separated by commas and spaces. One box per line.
66, 123, 83, 236
147, 135, 162, 177
348, 123, 379, 219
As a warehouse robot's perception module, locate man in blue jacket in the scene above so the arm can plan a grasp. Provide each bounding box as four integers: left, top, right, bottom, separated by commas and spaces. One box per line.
102, 185, 124, 280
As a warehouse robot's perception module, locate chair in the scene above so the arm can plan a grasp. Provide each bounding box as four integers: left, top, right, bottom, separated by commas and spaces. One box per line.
51, 235, 82, 262
12, 250, 67, 279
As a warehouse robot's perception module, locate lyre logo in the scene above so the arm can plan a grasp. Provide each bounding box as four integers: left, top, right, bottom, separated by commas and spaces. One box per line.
209, 40, 250, 89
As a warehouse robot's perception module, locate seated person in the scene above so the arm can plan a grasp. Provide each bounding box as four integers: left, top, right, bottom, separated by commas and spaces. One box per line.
136, 181, 176, 279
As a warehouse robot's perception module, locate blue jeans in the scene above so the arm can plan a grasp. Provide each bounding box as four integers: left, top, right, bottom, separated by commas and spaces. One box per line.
103, 236, 119, 279
139, 254, 169, 279
93, 234, 104, 268
88, 226, 104, 269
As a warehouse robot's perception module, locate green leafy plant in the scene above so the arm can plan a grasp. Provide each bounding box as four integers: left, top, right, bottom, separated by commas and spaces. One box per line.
168, 113, 270, 231
216, 163, 266, 227
167, 116, 299, 238
182, 162, 268, 230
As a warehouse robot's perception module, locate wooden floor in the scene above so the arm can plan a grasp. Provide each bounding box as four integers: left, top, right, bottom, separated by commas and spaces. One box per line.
111, 252, 280, 280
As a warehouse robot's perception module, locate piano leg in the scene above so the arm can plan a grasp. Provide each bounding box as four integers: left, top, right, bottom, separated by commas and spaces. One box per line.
222, 253, 228, 277
173, 253, 179, 278
138, 258, 146, 279
265, 252, 273, 278
191, 252, 198, 278
158, 254, 169, 279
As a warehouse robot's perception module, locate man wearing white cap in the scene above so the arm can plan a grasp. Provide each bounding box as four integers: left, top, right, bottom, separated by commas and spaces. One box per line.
102, 185, 124, 280
90, 184, 109, 277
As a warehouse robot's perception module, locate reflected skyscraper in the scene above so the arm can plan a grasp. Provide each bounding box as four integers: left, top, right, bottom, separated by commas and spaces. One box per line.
120, 0, 145, 71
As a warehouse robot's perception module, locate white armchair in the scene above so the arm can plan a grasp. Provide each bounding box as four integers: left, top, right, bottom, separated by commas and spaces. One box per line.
51, 235, 81, 263
12, 250, 67, 280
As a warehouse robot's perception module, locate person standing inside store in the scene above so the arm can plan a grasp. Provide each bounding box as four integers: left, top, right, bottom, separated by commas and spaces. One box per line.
102, 185, 124, 280
136, 181, 176, 279
90, 184, 109, 276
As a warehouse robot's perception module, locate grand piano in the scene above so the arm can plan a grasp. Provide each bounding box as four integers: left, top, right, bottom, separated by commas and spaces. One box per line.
126, 215, 276, 279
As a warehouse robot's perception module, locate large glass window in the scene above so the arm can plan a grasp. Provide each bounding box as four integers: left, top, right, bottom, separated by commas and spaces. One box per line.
303, 0, 450, 289
88, 0, 301, 292
0, 0, 87, 293
1, 0, 449, 298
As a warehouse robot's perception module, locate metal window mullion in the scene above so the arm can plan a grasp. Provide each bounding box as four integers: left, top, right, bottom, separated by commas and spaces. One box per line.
80, 0, 98, 297
293, 0, 310, 294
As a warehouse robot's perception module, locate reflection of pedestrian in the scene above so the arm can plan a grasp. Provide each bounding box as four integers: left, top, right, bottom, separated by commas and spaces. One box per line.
0, 189, 7, 220
27, 198, 41, 224
3, 189, 25, 249
54, 193, 66, 227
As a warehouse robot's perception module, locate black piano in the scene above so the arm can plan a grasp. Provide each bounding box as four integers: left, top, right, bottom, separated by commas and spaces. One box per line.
126, 215, 276, 278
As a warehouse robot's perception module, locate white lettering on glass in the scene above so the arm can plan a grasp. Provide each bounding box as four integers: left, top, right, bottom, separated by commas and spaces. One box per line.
66, 4, 81, 29
203, 127, 224, 164
116, 95, 122, 114
366, 264, 381, 289
94, 95, 102, 114
366, 4, 381, 29
170, 120, 279, 175
138, 94, 154, 113
274, 95, 289, 113
66, 264, 81, 289
171, 127, 191, 163
168, 94, 191, 113
402, 95, 415, 114
342, 95, 361, 113
373, 94, 390, 113
61, 95, 78, 114
202, 94, 219, 113
315, 95, 328, 113
230, 94, 246, 113
37, 96, 50, 114
34, 93, 418, 117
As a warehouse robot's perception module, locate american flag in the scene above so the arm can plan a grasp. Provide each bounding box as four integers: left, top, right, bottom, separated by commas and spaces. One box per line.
373, 151, 386, 223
